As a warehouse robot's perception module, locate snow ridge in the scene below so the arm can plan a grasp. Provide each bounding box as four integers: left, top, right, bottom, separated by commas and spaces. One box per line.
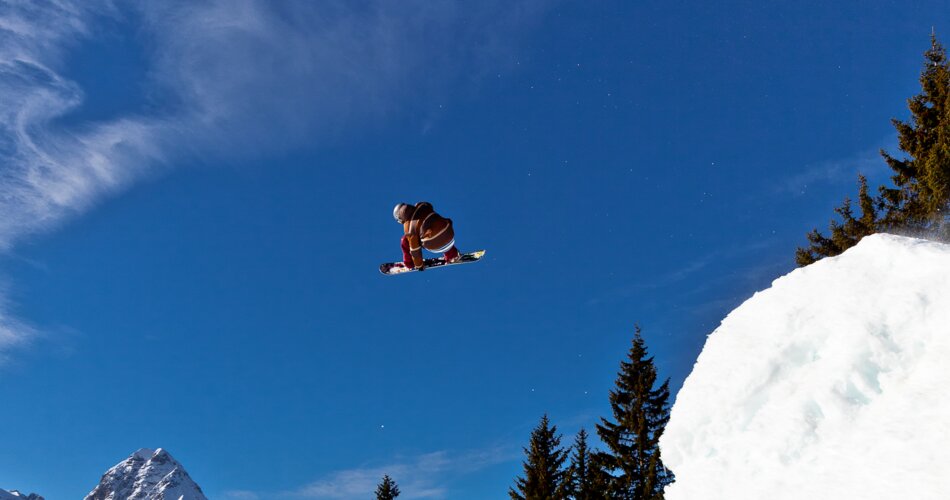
660, 234, 950, 499
85, 448, 207, 500
0, 490, 44, 500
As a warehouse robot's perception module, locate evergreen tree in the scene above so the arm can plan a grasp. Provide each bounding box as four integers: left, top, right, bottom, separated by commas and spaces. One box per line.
880, 33, 950, 227
796, 175, 880, 266
567, 428, 606, 500
375, 474, 400, 500
797, 34, 950, 264
587, 454, 613, 498
595, 326, 673, 500
568, 429, 598, 500
510, 414, 571, 500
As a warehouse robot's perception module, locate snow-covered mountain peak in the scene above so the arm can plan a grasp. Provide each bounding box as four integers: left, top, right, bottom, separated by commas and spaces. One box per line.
132, 448, 155, 461
0, 489, 44, 500
660, 234, 950, 499
85, 448, 206, 500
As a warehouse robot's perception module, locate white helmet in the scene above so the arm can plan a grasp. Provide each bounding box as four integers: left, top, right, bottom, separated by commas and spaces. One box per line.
393, 203, 411, 222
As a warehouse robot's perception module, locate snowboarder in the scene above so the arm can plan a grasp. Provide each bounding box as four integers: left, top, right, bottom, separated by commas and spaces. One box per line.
393, 201, 460, 271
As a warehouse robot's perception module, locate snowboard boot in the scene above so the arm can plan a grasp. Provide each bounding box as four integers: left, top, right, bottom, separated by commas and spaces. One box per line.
443, 246, 460, 263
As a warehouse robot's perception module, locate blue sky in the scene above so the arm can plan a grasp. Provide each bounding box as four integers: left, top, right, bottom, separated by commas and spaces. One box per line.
0, 1, 945, 498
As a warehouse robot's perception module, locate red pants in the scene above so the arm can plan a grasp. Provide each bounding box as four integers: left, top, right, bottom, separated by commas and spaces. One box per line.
401, 236, 459, 268
400, 235, 414, 268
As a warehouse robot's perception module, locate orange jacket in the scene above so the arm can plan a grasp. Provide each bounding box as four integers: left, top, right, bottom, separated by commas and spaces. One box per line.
402, 202, 454, 267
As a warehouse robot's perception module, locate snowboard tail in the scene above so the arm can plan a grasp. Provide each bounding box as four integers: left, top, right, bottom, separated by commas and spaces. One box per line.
379, 250, 485, 275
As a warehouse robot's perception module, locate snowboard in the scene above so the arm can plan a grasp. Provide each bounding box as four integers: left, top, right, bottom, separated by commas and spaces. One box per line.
379, 250, 486, 276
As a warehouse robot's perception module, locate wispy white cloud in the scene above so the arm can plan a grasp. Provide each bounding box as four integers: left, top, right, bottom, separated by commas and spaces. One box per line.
274, 446, 515, 499
0, 0, 549, 362
294, 455, 447, 499
137, 0, 548, 156
0, 0, 158, 250
221, 491, 261, 500
0, 284, 36, 365
776, 140, 896, 196
587, 238, 773, 307
0, 0, 162, 359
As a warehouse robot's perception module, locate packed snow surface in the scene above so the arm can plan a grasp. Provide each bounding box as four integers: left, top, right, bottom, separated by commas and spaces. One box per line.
85, 448, 206, 500
660, 234, 950, 499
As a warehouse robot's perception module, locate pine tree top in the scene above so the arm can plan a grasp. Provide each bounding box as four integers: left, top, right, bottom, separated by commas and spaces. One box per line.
375, 474, 400, 500
596, 326, 674, 499
510, 414, 571, 500
568, 428, 601, 500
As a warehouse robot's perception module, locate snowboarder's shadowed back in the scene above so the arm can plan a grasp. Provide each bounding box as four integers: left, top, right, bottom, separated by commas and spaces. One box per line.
393, 202, 460, 271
